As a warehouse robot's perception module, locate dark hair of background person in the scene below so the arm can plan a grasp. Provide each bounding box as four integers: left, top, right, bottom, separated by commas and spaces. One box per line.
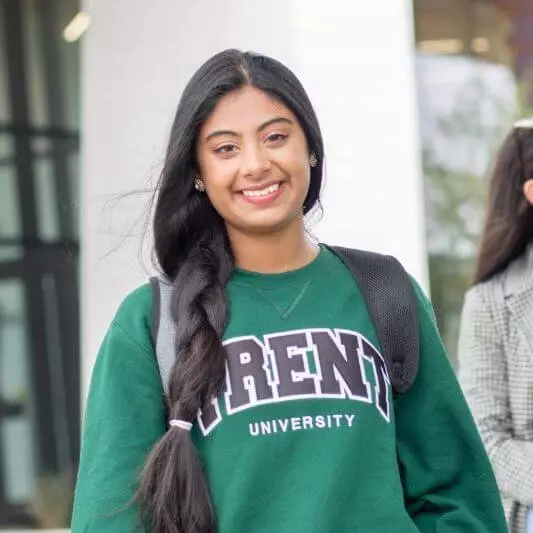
474, 126, 533, 285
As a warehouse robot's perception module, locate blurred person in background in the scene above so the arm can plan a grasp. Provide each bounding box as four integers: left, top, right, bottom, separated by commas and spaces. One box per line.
71, 49, 506, 533
459, 118, 533, 533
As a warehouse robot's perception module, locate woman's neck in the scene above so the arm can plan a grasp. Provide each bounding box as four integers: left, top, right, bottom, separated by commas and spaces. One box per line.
227, 219, 319, 274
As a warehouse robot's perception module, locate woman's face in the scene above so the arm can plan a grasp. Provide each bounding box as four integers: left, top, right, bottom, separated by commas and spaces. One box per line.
196, 86, 312, 236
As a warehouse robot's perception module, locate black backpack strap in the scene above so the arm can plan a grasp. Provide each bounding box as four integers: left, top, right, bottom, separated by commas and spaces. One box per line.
328, 245, 419, 394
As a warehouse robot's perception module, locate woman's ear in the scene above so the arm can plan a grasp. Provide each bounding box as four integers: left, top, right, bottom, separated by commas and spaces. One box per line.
524, 179, 533, 205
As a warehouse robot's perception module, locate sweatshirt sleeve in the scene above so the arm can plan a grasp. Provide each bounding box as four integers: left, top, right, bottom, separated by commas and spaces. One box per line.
70, 285, 166, 533
394, 280, 507, 532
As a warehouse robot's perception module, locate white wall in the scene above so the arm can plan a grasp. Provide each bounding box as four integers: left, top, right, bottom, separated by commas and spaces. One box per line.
81, 0, 426, 398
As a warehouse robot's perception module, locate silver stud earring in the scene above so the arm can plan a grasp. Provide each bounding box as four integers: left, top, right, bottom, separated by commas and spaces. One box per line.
309, 152, 318, 168
194, 176, 206, 192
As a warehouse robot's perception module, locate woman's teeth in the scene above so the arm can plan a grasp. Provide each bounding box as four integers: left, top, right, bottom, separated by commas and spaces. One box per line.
242, 183, 280, 198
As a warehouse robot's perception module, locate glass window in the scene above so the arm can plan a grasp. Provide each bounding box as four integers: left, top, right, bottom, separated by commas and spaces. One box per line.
0, 280, 36, 513
24, 0, 49, 128
0, 20, 10, 124
0, 0, 80, 527
34, 157, 61, 242
0, 160, 22, 263
0, 139, 22, 242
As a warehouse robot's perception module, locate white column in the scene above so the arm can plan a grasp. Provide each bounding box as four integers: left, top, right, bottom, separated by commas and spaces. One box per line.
289, 1, 426, 278
81, 0, 425, 398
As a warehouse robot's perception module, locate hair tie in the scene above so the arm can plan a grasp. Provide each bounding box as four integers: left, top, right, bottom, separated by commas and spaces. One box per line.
169, 419, 193, 431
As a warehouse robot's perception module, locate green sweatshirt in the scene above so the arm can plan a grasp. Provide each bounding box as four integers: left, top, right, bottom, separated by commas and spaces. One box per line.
71, 246, 507, 532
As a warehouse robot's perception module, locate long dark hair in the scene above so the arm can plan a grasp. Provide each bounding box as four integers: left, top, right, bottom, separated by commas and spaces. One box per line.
474, 125, 533, 284
136, 49, 324, 533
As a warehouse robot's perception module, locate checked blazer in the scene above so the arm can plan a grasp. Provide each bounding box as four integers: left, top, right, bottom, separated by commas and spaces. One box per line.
459, 245, 533, 533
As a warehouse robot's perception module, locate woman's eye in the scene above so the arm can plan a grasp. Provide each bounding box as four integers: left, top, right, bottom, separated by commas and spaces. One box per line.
214, 144, 237, 154
214, 144, 235, 153
266, 133, 288, 143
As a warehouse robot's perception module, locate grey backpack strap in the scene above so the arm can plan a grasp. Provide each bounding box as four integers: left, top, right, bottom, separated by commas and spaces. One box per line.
149, 276, 176, 393
328, 245, 420, 394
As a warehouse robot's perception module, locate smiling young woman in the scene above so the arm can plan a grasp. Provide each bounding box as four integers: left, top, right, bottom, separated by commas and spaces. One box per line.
70, 49, 507, 533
